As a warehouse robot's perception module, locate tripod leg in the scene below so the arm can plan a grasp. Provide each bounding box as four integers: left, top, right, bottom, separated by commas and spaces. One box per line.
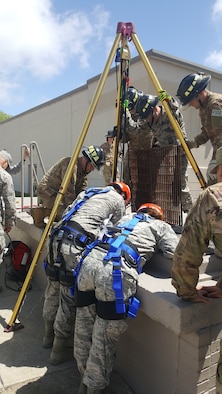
131, 32, 207, 190
6, 32, 122, 331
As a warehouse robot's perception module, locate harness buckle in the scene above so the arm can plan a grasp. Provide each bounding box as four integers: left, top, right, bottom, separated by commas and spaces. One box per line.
127, 296, 140, 319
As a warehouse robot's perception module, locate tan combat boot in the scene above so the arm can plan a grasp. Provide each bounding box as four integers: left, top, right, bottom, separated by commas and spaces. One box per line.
42, 319, 54, 348
30, 206, 51, 228
49, 336, 73, 365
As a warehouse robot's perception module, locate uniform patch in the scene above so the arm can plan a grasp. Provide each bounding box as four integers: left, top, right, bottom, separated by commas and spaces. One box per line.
211, 109, 222, 128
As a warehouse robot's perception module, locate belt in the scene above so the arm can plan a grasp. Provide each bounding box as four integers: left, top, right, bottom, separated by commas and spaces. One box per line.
97, 240, 141, 272
55, 222, 94, 247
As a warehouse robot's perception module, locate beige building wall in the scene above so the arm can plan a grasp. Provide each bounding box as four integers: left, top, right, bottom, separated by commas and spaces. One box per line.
1, 48, 222, 200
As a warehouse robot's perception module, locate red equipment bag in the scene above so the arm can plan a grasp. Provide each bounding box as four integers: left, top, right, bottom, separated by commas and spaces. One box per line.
4, 240, 32, 282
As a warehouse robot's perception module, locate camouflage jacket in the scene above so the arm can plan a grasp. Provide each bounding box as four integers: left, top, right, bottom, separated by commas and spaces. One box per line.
37, 157, 88, 209
171, 182, 222, 300
7, 161, 22, 175
138, 97, 188, 147
0, 167, 16, 226
120, 109, 153, 150
194, 90, 222, 158
100, 141, 114, 166
61, 186, 126, 239
116, 212, 179, 266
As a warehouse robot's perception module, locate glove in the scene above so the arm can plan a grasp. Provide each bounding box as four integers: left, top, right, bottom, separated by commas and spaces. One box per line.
186, 140, 197, 149
158, 90, 171, 102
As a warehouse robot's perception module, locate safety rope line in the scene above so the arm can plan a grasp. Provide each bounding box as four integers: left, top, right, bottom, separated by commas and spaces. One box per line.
112, 25, 132, 182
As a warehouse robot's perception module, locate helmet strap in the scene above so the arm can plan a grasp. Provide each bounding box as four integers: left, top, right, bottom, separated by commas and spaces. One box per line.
84, 157, 91, 174
148, 112, 155, 128
198, 97, 203, 108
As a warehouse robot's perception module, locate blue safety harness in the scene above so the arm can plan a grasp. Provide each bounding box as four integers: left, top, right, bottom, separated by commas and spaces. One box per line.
74, 212, 153, 319
104, 212, 149, 316
60, 186, 113, 223
44, 187, 113, 282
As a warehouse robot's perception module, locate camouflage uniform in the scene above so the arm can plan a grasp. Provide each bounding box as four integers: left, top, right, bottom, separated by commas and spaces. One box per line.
100, 141, 120, 185
172, 182, 222, 300
37, 157, 88, 219
0, 167, 16, 267
74, 213, 178, 391
138, 97, 193, 212
43, 187, 125, 339
189, 90, 222, 185
7, 161, 22, 175
42, 157, 89, 334
171, 182, 222, 393
121, 108, 153, 186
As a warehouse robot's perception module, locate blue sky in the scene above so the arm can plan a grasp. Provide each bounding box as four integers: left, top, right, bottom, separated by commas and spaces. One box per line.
1, 0, 222, 116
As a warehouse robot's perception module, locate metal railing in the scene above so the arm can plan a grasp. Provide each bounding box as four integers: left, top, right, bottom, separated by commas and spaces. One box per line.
21, 141, 46, 211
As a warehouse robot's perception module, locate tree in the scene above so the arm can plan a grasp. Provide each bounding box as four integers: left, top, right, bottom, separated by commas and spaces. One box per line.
0, 111, 12, 122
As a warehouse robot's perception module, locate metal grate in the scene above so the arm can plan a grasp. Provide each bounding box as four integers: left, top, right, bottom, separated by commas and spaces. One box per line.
128, 145, 182, 225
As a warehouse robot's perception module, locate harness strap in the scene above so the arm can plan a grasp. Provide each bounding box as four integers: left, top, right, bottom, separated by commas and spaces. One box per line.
96, 296, 140, 320
70, 239, 100, 296
75, 289, 96, 307
103, 213, 148, 315
59, 224, 91, 245
61, 186, 112, 224
48, 186, 112, 277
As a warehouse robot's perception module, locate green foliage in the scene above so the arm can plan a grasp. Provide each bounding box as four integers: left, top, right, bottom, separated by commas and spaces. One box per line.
0, 111, 12, 122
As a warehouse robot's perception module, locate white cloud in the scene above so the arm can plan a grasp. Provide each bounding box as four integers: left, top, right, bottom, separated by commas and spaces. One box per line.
204, 0, 222, 69
0, 0, 110, 110
205, 50, 222, 68
0, 80, 22, 107
0, 0, 110, 79
212, 0, 222, 20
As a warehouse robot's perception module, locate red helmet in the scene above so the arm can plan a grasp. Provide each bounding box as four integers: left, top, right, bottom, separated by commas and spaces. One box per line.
137, 202, 164, 220
109, 181, 131, 204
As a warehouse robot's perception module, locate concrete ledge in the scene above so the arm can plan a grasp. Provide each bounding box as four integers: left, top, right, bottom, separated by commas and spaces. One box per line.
13, 211, 222, 336
11, 211, 222, 394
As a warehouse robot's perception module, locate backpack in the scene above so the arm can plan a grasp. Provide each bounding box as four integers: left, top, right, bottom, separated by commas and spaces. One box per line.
4, 240, 32, 286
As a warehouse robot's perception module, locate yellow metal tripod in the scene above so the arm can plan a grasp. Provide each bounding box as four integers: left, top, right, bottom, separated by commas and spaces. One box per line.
6, 21, 206, 331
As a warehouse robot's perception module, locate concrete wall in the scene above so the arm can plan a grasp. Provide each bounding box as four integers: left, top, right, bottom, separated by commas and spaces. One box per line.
1, 49, 222, 201
10, 211, 222, 394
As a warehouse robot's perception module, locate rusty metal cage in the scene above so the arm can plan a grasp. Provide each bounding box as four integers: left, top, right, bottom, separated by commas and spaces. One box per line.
128, 145, 182, 225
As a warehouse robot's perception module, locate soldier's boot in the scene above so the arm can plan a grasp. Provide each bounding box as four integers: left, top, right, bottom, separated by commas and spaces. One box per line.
42, 319, 54, 349
87, 389, 102, 394
78, 376, 87, 394
49, 336, 73, 365
30, 207, 51, 228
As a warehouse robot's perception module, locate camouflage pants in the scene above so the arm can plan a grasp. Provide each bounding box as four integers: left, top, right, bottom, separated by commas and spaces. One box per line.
0, 224, 5, 265
180, 152, 193, 212
45, 237, 83, 336
53, 284, 77, 339
42, 277, 77, 339
216, 339, 222, 393
42, 279, 60, 322
74, 246, 138, 390
37, 191, 64, 219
